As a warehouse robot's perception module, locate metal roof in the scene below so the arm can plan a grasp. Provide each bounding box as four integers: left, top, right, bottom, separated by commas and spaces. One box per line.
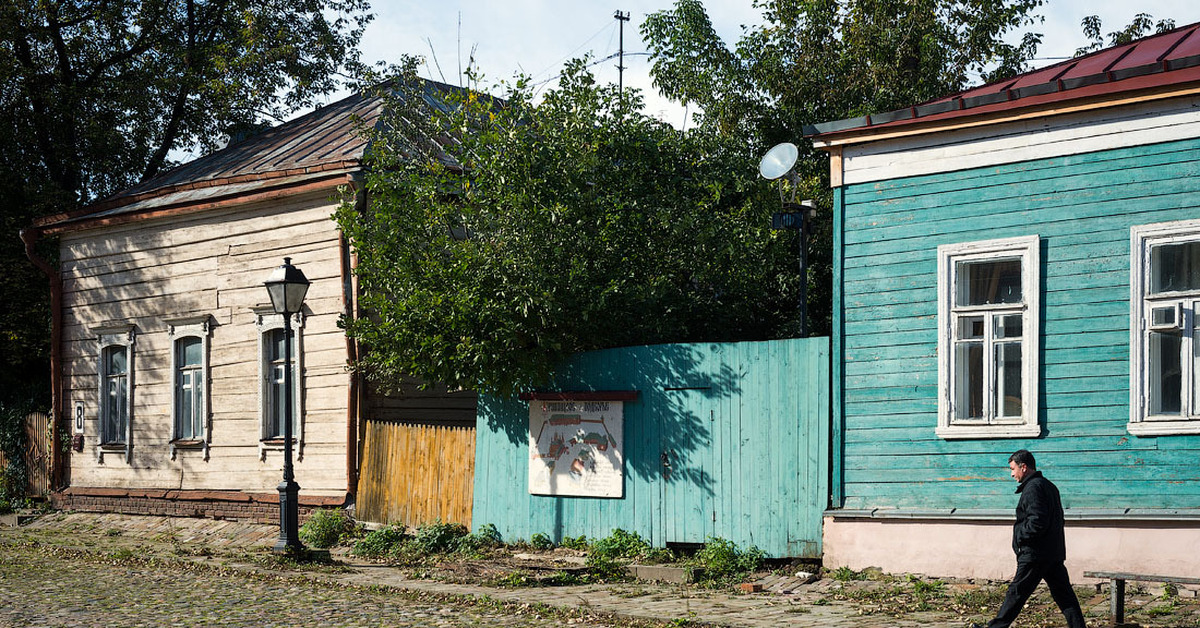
35, 78, 462, 231
806, 21, 1200, 139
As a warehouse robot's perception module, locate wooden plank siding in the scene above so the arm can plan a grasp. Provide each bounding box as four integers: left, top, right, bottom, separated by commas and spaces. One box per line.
472, 338, 829, 558
838, 133, 1200, 512
58, 190, 352, 496
355, 421, 475, 527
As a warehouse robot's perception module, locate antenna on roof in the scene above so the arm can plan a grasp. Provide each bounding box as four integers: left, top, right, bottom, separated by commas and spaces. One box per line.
426, 38, 448, 84
457, 12, 463, 88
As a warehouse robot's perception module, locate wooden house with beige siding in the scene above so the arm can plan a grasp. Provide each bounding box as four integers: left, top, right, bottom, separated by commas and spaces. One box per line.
23, 82, 477, 526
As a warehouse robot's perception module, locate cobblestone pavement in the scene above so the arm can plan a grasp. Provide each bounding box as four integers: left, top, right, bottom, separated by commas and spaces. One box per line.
4, 513, 1198, 627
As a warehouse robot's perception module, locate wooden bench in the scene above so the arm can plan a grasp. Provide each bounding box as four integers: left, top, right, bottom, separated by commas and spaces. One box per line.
1084, 570, 1200, 625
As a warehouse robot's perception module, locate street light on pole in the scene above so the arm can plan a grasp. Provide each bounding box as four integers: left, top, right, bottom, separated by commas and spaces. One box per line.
759, 142, 817, 338
264, 257, 310, 556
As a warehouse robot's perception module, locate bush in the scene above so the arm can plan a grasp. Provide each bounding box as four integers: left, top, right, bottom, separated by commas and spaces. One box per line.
411, 520, 469, 554
689, 537, 764, 587
351, 525, 410, 558
455, 524, 503, 558
529, 532, 554, 550
299, 508, 360, 549
589, 528, 652, 561
560, 535, 589, 550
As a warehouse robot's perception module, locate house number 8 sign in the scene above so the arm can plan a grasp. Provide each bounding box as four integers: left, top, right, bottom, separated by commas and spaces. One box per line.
74, 401, 85, 435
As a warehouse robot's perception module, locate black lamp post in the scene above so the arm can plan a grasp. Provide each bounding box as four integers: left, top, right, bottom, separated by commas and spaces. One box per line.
264, 257, 310, 555
759, 142, 817, 338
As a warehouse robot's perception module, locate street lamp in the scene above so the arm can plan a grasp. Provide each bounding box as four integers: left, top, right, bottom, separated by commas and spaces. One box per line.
759, 142, 816, 338
264, 257, 310, 555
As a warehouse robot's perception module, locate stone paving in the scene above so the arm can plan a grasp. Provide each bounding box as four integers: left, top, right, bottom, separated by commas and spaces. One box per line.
3, 512, 1197, 627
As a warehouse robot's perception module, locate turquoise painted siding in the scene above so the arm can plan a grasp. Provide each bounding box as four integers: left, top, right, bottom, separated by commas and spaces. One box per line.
473, 338, 829, 557
838, 137, 1200, 511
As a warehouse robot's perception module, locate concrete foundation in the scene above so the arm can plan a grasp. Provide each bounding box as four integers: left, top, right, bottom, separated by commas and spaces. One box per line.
823, 516, 1200, 581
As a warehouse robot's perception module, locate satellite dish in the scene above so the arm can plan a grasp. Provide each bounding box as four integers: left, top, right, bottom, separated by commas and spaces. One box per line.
758, 142, 798, 180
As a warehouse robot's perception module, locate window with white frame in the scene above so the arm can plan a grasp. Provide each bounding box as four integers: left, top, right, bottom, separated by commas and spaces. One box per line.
1130, 220, 1200, 435
94, 325, 135, 462
937, 236, 1040, 439
166, 316, 211, 453
255, 309, 303, 451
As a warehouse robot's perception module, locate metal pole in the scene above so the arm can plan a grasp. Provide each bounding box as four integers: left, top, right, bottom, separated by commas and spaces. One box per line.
799, 212, 808, 338
615, 11, 630, 107
274, 313, 302, 555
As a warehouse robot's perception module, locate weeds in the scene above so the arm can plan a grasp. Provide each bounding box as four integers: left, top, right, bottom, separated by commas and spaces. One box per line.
686, 537, 764, 588
299, 508, 362, 549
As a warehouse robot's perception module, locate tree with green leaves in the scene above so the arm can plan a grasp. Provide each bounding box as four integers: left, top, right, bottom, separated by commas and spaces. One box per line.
337, 61, 803, 396
1075, 13, 1176, 57
1, 0, 373, 407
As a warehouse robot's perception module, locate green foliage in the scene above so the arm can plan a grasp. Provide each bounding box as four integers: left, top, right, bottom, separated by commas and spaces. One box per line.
411, 520, 469, 554
830, 566, 868, 581
351, 525, 411, 559
0, 400, 31, 509
338, 60, 801, 396
687, 537, 764, 587
350, 520, 500, 562
560, 535, 589, 551
529, 533, 555, 550
640, 0, 1053, 338
588, 529, 653, 561
1076, 13, 1176, 57
582, 529, 660, 582
299, 508, 362, 549
1, 0, 372, 400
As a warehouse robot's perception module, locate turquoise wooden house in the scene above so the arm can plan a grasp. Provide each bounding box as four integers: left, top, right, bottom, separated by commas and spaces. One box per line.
808, 23, 1200, 581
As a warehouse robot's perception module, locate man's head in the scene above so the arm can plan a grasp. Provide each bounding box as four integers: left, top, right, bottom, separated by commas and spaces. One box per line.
1008, 449, 1036, 482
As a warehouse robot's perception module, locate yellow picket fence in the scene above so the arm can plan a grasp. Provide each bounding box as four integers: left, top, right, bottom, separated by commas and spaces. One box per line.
356, 421, 475, 528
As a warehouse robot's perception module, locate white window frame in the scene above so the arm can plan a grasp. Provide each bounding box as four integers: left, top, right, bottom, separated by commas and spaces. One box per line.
166, 316, 212, 460
937, 236, 1041, 439
93, 324, 136, 463
254, 308, 305, 461
1130, 219, 1200, 436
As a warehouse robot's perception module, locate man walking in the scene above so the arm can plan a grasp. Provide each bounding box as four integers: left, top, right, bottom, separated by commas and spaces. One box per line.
974, 450, 1087, 628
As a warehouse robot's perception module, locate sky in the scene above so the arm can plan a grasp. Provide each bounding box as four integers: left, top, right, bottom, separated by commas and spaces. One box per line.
338, 0, 1200, 129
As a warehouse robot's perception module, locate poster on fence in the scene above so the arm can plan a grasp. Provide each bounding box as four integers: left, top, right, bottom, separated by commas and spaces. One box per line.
528, 399, 624, 497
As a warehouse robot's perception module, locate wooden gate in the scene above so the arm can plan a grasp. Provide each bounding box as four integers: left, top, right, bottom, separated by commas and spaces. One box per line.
0, 412, 51, 497
356, 421, 475, 527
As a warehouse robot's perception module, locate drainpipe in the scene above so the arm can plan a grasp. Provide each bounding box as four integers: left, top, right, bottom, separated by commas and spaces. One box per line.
341, 172, 366, 501
19, 228, 64, 491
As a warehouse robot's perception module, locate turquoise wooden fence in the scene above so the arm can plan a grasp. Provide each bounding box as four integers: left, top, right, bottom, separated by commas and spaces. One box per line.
473, 338, 829, 558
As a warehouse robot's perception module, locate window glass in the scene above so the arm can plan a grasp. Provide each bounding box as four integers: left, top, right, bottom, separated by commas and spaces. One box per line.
102, 346, 128, 443
176, 337, 203, 440
179, 336, 202, 366
1149, 330, 1182, 415
954, 336, 984, 420
1150, 241, 1200, 294
956, 259, 1022, 305
995, 342, 1022, 418
265, 328, 296, 440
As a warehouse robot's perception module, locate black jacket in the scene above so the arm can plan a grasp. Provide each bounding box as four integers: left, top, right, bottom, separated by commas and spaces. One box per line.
1011, 470, 1067, 562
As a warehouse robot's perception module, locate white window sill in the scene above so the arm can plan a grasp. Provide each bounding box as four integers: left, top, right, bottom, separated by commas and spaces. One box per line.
936, 423, 1041, 440
1128, 420, 1200, 436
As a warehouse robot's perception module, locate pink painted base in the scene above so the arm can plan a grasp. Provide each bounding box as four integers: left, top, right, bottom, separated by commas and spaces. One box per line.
823, 516, 1200, 581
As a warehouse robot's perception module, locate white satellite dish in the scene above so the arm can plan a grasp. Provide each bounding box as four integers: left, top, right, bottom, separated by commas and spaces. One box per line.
758, 142, 798, 180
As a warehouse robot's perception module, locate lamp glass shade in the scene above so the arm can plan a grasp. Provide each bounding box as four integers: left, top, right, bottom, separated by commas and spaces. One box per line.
758, 142, 799, 180
264, 258, 310, 315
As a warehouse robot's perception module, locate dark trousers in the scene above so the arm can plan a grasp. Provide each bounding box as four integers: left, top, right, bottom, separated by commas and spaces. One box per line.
988, 557, 1087, 628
